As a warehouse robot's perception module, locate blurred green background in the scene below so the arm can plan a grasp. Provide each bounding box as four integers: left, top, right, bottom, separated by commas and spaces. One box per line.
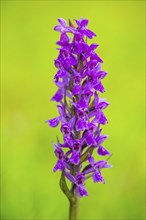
1, 0, 145, 219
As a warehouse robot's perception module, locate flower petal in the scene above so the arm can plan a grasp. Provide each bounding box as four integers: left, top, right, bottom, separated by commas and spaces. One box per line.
96, 134, 108, 144
65, 171, 76, 183
46, 117, 60, 127
97, 99, 109, 109
58, 18, 67, 27
70, 152, 80, 165
53, 160, 64, 172
88, 154, 95, 167
93, 171, 105, 183
84, 132, 96, 146
51, 89, 63, 102
72, 85, 82, 95
77, 186, 88, 197
76, 118, 87, 131
98, 146, 111, 156
94, 81, 105, 93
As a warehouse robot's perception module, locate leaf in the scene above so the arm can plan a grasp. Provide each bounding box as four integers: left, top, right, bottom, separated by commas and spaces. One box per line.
59, 170, 73, 201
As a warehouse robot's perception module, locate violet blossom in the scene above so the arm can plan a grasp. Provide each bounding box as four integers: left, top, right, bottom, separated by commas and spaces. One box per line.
47, 18, 112, 203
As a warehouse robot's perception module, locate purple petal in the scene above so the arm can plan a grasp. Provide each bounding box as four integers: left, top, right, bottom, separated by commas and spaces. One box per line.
54, 25, 64, 32
51, 89, 63, 102
97, 71, 107, 80
77, 97, 88, 109
54, 145, 64, 159
76, 173, 85, 185
70, 56, 78, 66
98, 111, 108, 124
74, 74, 82, 85
94, 82, 105, 93
46, 117, 60, 127
77, 109, 85, 118
54, 70, 66, 82
95, 63, 102, 72
73, 139, 81, 151
95, 160, 112, 169
89, 43, 99, 51
88, 60, 98, 70
94, 111, 108, 125
58, 18, 67, 27
77, 186, 88, 198
61, 123, 71, 136
96, 134, 108, 144
82, 89, 93, 103
98, 146, 111, 156
64, 135, 73, 145
76, 118, 87, 131
87, 122, 97, 132
72, 85, 82, 95
54, 59, 61, 69
97, 99, 109, 109
65, 171, 76, 183
84, 132, 96, 146
53, 160, 64, 172
70, 116, 76, 129
85, 29, 96, 39
57, 33, 69, 46
82, 167, 95, 175
70, 152, 80, 165
74, 19, 81, 27
91, 53, 102, 62
94, 92, 99, 107
80, 19, 88, 27
60, 32, 69, 42
88, 154, 95, 167
57, 104, 66, 118
92, 171, 105, 183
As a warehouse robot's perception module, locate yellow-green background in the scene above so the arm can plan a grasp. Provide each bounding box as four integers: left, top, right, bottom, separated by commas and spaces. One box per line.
1, 0, 145, 219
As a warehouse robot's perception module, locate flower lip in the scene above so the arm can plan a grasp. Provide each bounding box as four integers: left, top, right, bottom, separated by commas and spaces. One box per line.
88, 122, 97, 132
61, 123, 70, 136
77, 177, 83, 184
82, 89, 93, 99
74, 75, 81, 84
73, 140, 81, 151
76, 174, 85, 185
78, 109, 85, 118
57, 151, 63, 159
54, 147, 64, 160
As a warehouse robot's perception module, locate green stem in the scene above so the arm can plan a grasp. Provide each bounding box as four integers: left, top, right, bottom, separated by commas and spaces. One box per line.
69, 193, 78, 220
60, 171, 79, 220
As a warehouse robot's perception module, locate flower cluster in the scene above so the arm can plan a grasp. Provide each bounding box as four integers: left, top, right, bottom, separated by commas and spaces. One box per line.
47, 18, 112, 198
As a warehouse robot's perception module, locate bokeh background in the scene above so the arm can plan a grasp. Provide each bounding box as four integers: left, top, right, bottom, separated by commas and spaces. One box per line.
1, 0, 145, 219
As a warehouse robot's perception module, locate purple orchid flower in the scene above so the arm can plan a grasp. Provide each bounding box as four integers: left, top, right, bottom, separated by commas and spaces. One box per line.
95, 129, 111, 156
69, 139, 83, 165
53, 143, 65, 172
65, 171, 88, 198
83, 154, 112, 183
47, 18, 112, 204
